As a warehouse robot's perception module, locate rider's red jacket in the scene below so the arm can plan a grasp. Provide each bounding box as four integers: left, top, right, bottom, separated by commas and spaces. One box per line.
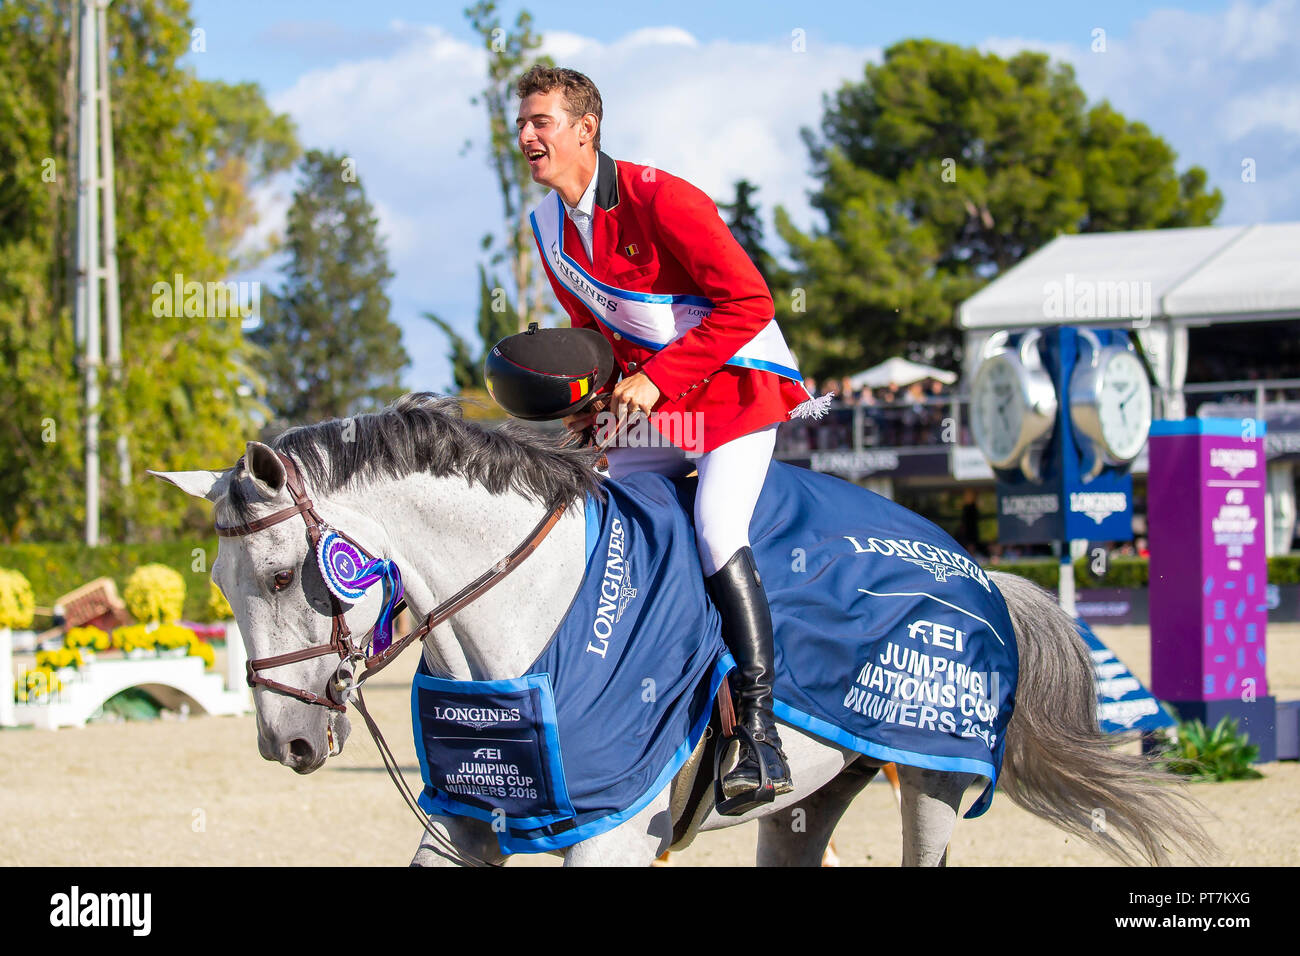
532, 151, 809, 453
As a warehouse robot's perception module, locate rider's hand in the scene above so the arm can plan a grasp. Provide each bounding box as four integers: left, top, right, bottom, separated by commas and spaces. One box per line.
562, 397, 607, 441
611, 371, 661, 420
562, 410, 597, 433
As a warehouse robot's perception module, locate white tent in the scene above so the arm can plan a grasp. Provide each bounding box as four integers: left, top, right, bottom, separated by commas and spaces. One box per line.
954, 222, 1300, 417
957, 223, 1300, 330
848, 356, 958, 390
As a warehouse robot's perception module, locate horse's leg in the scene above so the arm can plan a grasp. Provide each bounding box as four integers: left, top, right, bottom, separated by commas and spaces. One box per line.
897, 765, 977, 867
563, 790, 673, 867
410, 814, 507, 867
756, 759, 880, 866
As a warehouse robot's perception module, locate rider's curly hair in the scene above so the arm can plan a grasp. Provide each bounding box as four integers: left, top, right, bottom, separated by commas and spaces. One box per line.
515, 65, 603, 152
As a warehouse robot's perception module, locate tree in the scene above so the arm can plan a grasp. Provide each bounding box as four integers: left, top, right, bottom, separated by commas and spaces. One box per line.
429, 2, 555, 398
251, 149, 409, 428
718, 179, 777, 287
199, 79, 301, 270
774, 39, 1223, 379
464, 1, 553, 333
0, 0, 293, 543
423, 263, 519, 392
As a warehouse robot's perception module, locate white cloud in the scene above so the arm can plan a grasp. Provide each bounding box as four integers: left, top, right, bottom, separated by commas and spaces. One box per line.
983, 0, 1300, 226
264, 24, 873, 391
256, 5, 1297, 393
611, 26, 700, 49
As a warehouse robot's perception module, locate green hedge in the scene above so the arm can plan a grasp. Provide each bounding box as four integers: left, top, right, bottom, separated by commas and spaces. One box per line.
984, 560, 1059, 589
1269, 554, 1300, 584
0, 539, 221, 624
985, 554, 1300, 589
1074, 555, 1150, 589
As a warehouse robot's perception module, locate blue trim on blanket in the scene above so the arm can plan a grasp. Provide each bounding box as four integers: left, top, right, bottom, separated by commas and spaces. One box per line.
772, 700, 997, 818
496, 651, 736, 854
583, 494, 601, 566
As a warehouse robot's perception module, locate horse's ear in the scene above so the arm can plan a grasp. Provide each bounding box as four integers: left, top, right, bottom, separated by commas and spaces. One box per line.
147, 467, 235, 503
243, 441, 287, 499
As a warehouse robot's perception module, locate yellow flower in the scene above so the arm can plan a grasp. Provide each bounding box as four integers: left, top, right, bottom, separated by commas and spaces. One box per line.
186, 634, 217, 668
36, 648, 83, 670
0, 568, 35, 630
65, 626, 108, 650
16, 666, 60, 700
154, 623, 196, 650
123, 564, 186, 625
112, 624, 153, 653
208, 579, 234, 621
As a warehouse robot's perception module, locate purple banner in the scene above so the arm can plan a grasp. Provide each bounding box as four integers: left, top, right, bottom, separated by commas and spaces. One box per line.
1148, 419, 1269, 702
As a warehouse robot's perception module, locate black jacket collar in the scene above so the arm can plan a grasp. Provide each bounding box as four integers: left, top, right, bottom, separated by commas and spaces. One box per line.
595, 150, 619, 212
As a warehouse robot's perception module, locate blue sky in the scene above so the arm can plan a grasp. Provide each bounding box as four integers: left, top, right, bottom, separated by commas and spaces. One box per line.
182, 0, 1300, 392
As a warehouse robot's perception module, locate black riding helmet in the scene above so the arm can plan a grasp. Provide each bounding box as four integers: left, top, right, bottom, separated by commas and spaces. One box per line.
484, 323, 618, 421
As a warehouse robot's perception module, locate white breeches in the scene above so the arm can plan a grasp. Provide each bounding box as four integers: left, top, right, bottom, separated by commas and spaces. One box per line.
604, 424, 777, 576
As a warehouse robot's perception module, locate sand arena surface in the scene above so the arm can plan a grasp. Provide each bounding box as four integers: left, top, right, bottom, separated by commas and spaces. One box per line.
3, 624, 1297, 866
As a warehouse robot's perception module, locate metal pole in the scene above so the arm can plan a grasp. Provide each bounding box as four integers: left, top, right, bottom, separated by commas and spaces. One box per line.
67, 7, 81, 346
76, 0, 101, 547
1057, 540, 1077, 618
96, 0, 128, 501
0, 628, 14, 727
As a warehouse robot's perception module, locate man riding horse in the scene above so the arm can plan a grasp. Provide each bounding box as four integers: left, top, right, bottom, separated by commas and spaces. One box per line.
508, 66, 828, 813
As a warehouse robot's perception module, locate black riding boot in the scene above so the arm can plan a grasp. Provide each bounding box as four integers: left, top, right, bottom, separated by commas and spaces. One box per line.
705, 546, 793, 814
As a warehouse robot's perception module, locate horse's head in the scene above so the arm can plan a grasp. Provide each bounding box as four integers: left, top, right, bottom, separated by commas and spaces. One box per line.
151, 440, 394, 774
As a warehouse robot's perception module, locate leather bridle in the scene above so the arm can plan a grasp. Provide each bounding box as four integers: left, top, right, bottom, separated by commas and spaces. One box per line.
215, 451, 566, 713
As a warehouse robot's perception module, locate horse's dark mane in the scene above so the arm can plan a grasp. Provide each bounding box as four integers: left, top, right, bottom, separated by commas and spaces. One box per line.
220, 393, 603, 522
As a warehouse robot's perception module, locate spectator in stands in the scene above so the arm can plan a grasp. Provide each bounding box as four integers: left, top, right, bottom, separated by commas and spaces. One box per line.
838, 377, 859, 406
903, 381, 928, 444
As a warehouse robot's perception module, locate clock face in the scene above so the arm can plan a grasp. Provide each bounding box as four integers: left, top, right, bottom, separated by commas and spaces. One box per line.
1096, 350, 1152, 461
972, 355, 1027, 468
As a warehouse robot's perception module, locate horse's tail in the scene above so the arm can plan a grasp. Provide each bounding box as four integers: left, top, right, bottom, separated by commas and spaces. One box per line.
988, 570, 1217, 866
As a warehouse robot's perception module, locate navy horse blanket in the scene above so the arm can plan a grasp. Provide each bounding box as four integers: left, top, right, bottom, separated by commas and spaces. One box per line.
412, 461, 1018, 854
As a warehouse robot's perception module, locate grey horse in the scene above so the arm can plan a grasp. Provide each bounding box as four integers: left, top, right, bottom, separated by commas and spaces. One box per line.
151, 393, 1214, 867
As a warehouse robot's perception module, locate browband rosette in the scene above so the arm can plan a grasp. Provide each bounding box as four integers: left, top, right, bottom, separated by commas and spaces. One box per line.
316, 529, 404, 653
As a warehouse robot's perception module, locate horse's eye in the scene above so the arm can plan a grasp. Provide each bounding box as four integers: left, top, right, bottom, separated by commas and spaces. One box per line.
272, 570, 295, 591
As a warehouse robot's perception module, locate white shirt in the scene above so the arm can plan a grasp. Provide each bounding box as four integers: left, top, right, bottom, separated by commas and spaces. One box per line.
561, 159, 600, 262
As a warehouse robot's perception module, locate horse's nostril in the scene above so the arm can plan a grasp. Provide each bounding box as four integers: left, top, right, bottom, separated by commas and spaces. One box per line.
289, 738, 314, 762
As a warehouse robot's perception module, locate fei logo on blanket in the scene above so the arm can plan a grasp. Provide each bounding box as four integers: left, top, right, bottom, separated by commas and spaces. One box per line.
842, 535, 992, 592
906, 620, 966, 652
587, 518, 637, 658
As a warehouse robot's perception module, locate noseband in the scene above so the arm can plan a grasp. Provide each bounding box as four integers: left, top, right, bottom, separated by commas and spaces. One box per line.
215, 451, 565, 713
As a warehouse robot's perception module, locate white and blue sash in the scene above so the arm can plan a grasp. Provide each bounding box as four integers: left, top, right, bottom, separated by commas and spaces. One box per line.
530, 192, 831, 418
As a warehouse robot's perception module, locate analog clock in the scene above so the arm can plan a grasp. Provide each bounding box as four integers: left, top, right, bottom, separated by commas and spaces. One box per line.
970, 331, 1059, 479
1069, 333, 1153, 479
